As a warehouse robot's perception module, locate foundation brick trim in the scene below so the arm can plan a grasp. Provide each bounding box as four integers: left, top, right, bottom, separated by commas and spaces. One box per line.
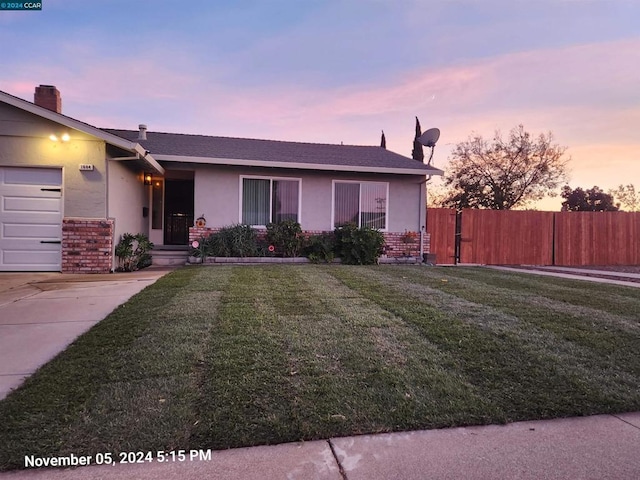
381, 231, 430, 258
189, 227, 430, 258
62, 218, 114, 273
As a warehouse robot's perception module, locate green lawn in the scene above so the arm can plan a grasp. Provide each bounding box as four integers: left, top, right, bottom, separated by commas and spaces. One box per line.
1, 265, 639, 470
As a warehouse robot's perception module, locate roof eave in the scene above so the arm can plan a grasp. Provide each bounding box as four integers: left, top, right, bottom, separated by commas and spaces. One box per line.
154, 154, 444, 176
0, 91, 164, 175
132, 144, 165, 175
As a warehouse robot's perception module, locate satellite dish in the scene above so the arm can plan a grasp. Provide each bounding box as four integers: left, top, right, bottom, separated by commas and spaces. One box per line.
418, 128, 440, 147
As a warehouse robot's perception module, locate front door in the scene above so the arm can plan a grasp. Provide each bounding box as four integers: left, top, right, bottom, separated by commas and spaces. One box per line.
163, 179, 194, 245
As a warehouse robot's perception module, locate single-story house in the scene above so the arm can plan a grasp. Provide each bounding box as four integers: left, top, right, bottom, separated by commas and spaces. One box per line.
0, 85, 443, 272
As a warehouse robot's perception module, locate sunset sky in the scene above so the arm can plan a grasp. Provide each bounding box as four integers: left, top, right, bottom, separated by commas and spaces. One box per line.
1, 0, 638, 210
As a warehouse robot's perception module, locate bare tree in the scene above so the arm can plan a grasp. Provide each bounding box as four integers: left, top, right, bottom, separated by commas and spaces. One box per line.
443, 125, 569, 210
426, 183, 450, 208
609, 184, 639, 211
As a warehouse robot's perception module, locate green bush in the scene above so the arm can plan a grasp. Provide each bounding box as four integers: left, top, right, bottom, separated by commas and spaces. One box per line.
334, 223, 384, 265
188, 237, 208, 260
207, 224, 258, 257
266, 220, 303, 257
256, 239, 276, 257
115, 233, 154, 271
304, 233, 336, 263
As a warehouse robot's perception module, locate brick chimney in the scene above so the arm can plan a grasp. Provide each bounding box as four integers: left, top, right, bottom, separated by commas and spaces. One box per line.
34, 85, 62, 113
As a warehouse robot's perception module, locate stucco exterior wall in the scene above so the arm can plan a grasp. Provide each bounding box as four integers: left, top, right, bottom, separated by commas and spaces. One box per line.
107, 159, 149, 269
193, 166, 239, 227
191, 164, 426, 232
0, 103, 107, 218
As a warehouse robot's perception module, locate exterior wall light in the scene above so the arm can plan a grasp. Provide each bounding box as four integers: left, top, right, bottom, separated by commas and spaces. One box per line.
144, 173, 152, 185
49, 133, 70, 142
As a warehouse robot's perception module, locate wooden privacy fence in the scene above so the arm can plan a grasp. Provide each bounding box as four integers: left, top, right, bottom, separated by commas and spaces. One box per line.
555, 212, 640, 266
426, 208, 640, 266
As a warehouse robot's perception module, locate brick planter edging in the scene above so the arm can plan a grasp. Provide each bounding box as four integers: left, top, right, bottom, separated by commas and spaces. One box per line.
187, 256, 423, 265
204, 257, 312, 264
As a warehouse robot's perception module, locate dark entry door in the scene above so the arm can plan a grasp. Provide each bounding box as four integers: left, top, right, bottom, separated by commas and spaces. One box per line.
164, 179, 194, 245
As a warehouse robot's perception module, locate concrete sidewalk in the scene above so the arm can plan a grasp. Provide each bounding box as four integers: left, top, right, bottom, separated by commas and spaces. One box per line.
0, 267, 174, 400
488, 265, 640, 288
1, 412, 639, 479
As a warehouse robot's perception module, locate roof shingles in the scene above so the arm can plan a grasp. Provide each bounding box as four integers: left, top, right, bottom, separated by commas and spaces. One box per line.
103, 129, 442, 174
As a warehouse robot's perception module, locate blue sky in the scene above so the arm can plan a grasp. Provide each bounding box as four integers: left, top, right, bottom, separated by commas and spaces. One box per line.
2, 0, 639, 208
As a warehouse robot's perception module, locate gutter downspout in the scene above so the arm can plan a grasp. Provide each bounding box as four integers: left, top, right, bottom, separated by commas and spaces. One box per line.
419, 177, 428, 261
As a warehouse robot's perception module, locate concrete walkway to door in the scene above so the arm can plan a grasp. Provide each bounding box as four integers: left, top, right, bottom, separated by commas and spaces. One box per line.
0, 267, 175, 400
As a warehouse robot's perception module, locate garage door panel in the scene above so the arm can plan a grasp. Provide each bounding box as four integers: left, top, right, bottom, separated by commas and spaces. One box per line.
1, 183, 61, 194
2, 167, 62, 186
3, 196, 62, 213
3, 248, 61, 265
0, 167, 63, 271
3, 222, 62, 239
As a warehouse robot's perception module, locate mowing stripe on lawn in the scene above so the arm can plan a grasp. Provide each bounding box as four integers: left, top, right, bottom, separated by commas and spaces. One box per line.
384, 267, 640, 379
362, 267, 640, 406
60, 267, 231, 456
287, 267, 499, 432
189, 265, 500, 450
189, 267, 301, 449
441, 267, 640, 317
327, 266, 640, 420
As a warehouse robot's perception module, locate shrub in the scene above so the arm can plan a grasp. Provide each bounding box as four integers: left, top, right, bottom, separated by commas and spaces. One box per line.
188, 237, 208, 261
334, 223, 384, 265
266, 220, 303, 257
256, 239, 277, 257
207, 224, 258, 257
304, 233, 336, 263
115, 233, 154, 271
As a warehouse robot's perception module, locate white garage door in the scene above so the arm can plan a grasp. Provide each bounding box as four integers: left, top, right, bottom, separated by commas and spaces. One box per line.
0, 167, 63, 271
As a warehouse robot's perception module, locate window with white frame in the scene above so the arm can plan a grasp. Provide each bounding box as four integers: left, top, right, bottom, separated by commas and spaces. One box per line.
241, 176, 300, 225
333, 181, 388, 230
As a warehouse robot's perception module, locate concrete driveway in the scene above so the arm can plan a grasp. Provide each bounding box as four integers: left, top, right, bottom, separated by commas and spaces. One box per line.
0, 268, 175, 400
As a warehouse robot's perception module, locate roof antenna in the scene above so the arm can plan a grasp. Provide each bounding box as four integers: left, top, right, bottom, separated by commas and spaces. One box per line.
417, 127, 440, 165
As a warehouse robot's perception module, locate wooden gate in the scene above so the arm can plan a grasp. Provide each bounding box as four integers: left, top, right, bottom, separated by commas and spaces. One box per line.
425, 208, 457, 264
459, 209, 554, 265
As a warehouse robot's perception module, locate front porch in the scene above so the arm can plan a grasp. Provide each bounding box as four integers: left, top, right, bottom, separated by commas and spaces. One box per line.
150, 245, 189, 266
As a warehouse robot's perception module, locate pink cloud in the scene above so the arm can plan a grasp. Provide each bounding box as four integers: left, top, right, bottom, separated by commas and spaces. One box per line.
4, 35, 639, 196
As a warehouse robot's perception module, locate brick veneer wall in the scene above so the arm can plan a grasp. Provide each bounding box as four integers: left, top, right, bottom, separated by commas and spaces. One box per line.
62, 218, 114, 273
189, 227, 430, 258
189, 226, 217, 243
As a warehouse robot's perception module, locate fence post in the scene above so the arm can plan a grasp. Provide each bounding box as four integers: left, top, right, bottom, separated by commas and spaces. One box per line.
552, 213, 556, 266
454, 210, 462, 264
